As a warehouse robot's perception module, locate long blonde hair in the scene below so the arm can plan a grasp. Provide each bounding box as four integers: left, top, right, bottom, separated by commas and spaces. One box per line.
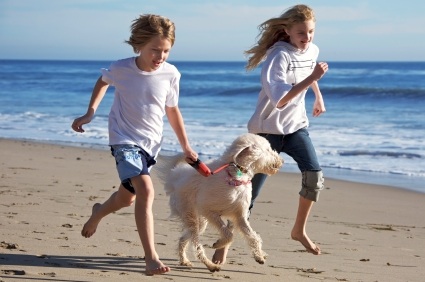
244, 4, 315, 71
125, 14, 175, 54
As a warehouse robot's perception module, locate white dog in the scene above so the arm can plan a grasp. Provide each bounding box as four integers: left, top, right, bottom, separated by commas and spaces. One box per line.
157, 133, 283, 272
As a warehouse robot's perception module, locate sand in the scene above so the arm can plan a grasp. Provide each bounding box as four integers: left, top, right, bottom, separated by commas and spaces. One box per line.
1, 138, 424, 282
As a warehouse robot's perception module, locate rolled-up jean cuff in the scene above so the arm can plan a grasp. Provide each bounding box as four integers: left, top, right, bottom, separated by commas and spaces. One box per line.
299, 189, 320, 202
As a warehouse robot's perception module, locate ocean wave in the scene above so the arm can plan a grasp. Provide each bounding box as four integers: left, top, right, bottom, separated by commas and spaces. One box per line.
320, 86, 425, 99
182, 85, 425, 99
338, 150, 422, 159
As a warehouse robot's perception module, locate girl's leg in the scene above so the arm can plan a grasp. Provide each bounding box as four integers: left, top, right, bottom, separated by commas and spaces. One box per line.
131, 174, 170, 275
250, 173, 268, 210
291, 196, 321, 254
283, 128, 322, 255
81, 184, 135, 238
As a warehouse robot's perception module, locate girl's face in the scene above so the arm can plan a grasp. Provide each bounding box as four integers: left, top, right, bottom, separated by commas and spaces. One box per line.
136, 35, 172, 72
285, 20, 315, 50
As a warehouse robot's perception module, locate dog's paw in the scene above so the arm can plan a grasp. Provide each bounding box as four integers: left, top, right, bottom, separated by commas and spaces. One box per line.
255, 256, 266, 264
179, 260, 193, 267
207, 264, 221, 273
212, 239, 229, 249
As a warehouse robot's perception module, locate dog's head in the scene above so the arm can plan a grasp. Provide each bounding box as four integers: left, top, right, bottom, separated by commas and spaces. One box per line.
222, 133, 283, 177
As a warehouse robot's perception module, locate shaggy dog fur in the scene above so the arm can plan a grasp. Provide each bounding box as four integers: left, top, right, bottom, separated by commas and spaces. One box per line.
158, 133, 283, 272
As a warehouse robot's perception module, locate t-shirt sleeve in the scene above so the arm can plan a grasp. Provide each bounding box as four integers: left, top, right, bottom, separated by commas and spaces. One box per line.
100, 68, 114, 85
165, 70, 180, 107
261, 51, 293, 108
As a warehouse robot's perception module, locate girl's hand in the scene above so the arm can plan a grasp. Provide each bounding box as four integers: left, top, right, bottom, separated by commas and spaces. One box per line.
312, 97, 326, 117
71, 114, 93, 133
311, 62, 328, 81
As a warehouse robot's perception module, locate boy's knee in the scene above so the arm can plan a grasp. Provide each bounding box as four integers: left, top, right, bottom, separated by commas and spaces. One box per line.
299, 170, 324, 202
117, 184, 136, 207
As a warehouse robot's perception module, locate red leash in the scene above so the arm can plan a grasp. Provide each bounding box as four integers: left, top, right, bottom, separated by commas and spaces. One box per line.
186, 158, 229, 177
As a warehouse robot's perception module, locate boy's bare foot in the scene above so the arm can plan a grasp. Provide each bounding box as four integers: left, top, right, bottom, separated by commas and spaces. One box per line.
212, 245, 229, 264
291, 230, 321, 255
81, 203, 101, 238
145, 259, 170, 276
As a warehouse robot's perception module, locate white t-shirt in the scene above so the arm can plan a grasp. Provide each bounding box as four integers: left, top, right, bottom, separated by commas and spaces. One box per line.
247, 41, 319, 135
101, 57, 180, 157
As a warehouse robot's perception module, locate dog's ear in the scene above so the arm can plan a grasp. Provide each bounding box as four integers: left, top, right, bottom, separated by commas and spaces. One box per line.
233, 143, 262, 168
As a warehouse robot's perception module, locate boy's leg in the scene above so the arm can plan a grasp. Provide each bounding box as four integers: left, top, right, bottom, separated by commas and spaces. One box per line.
131, 174, 170, 275
81, 184, 135, 238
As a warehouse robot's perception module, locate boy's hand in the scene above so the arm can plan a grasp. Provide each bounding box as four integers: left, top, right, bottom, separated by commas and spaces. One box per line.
183, 147, 198, 163
71, 114, 93, 133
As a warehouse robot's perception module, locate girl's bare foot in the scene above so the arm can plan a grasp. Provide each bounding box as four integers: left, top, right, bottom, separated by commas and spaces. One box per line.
212, 245, 229, 264
145, 259, 170, 276
81, 203, 101, 238
291, 230, 321, 255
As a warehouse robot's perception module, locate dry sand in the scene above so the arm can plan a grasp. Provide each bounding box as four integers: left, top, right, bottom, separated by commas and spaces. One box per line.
1, 138, 424, 282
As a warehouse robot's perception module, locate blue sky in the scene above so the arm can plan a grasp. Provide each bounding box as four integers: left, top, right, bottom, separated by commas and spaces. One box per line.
1, 0, 425, 62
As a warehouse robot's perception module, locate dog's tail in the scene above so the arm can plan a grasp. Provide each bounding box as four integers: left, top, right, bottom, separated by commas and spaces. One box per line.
151, 153, 186, 186
151, 153, 187, 219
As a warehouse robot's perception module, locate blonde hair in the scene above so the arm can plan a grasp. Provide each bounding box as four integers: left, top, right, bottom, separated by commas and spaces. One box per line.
125, 14, 175, 54
244, 4, 315, 71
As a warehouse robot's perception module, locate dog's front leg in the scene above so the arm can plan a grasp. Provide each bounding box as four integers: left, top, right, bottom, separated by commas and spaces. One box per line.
235, 217, 267, 264
206, 214, 234, 250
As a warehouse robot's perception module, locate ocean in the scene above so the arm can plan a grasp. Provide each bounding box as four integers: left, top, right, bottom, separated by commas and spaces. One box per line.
1, 59, 424, 193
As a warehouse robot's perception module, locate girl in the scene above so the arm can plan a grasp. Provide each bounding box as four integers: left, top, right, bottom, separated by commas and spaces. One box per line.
213, 4, 328, 264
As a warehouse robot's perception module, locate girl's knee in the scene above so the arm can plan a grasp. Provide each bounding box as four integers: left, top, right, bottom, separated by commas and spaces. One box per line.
299, 170, 324, 202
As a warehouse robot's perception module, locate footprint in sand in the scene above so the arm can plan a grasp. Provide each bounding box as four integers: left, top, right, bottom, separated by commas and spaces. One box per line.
1, 269, 26, 275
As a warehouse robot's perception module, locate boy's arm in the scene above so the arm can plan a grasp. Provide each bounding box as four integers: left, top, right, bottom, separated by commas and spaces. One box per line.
165, 106, 198, 160
72, 76, 109, 133
311, 81, 326, 117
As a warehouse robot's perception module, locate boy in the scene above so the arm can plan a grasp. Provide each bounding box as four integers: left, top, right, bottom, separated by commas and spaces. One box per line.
72, 14, 197, 275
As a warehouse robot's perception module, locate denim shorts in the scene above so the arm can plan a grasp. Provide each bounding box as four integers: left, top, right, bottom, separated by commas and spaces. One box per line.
110, 144, 156, 194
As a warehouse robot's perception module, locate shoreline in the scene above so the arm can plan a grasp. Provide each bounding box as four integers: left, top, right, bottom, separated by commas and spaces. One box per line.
2, 137, 424, 194
1, 138, 425, 281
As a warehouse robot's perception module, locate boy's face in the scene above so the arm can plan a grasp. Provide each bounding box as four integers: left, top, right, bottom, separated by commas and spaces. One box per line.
285, 20, 315, 51
136, 35, 172, 72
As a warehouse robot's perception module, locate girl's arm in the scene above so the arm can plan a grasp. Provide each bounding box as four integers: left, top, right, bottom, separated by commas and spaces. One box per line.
72, 76, 109, 133
165, 105, 198, 160
277, 62, 328, 108
311, 81, 326, 117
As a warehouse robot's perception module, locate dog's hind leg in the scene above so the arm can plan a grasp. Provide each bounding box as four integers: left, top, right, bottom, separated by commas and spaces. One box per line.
178, 209, 201, 267
235, 217, 267, 264
178, 228, 193, 267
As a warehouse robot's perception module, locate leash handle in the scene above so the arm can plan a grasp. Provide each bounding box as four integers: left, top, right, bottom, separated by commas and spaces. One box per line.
186, 158, 212, 177
186, 158, 230, 177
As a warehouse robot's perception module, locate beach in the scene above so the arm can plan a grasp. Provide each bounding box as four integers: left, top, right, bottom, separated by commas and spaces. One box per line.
1, 138, 424, 282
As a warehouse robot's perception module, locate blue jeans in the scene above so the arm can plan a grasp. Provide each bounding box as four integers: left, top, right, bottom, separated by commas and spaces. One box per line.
250, 128, 322, 209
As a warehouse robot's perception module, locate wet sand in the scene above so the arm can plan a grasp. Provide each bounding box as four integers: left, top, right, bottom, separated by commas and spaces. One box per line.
1, 139, 424, 281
